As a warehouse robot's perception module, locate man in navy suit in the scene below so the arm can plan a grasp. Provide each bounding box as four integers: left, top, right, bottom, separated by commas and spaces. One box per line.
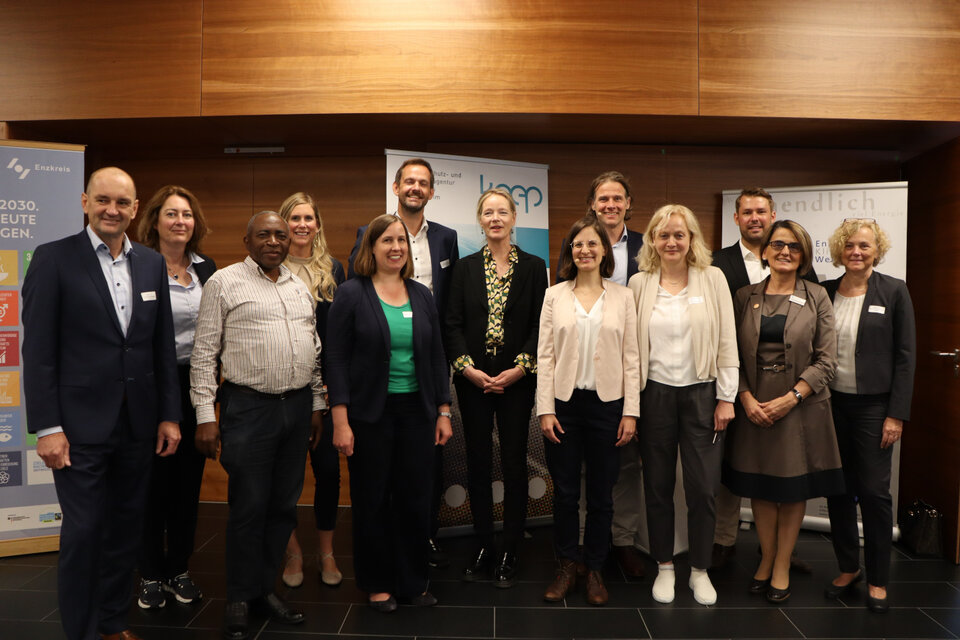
348, 157, 458, 567
22, 167, 181, 640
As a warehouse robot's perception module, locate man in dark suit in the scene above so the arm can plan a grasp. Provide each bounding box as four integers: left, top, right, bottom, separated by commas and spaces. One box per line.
711, 186, 817, 571
348, 157, 459, 567
22, 167, 181, 640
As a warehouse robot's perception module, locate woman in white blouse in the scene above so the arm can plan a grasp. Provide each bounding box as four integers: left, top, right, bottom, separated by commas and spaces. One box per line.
537, 216, 640, 606
628, 204, 738, 607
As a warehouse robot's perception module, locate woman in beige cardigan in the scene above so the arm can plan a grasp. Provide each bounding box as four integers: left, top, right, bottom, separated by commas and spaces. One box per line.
628, 204, 738, 607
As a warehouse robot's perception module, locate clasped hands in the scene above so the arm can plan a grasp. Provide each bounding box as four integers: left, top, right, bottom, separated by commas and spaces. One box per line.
463, 365, 524, 394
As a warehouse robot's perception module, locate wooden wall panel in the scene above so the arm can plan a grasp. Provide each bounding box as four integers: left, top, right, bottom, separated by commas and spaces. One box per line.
0, 1, 202, 121
700, 0, 960, 121
200, 0, 699, 116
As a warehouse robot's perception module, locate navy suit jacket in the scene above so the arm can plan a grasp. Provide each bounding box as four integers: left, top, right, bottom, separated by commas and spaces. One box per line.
556, 227, 643, 284
22, 230, 180, 444
326, 277, 451, 425
713, 240, 819, 298
347, 218, 459, 320
823, 270, 916, 420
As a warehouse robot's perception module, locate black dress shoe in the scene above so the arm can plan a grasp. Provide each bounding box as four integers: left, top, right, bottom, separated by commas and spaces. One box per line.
462, 547, 494, 582
748, 577, 770, 594
407, 592, 438, 606
369, 595, 398, 612
824, 571, 862, 599
789, 552, 813, 574
255, 593, 304, 625
712, 543, 736, 570
223, 601, 249, 640
867, 594, 890, 613
428, 538, 450, 569
493, 552, 518, 589
766, 585, 791, 603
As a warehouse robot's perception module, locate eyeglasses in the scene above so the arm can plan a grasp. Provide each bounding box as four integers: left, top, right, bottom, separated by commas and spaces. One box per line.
768, 240, 802, 254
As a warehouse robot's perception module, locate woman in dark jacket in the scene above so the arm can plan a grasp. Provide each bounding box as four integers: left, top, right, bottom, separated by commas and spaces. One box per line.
446, 188, 547, 587
822, 219, 915, 613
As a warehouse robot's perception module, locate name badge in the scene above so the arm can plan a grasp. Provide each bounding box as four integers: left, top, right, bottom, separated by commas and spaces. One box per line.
789, 295, 806, 306
868, 305, 886, 314
141, 291, 157, 301
688, 296, 704, 304
402, 311, 413, 319
440, 259, 450, 269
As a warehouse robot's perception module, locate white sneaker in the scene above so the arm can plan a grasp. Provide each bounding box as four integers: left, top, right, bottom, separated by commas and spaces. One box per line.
689, 568, 717, 606
652, 565, 675, 604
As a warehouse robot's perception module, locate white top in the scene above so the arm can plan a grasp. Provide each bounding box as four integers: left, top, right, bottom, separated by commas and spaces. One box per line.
831, 292, 864, 394
169, 253, 206, 364
574, 291, 605, 390
647, 284, 738, 401
607, 225, 629, 286
402, 213, 434, 293
740, 238, 770, 285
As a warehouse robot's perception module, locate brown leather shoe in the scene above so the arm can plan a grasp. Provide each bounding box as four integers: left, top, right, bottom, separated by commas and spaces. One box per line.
614, 545, 646, 578
544, 559, 578, 601
585, 570, 609, 606
100, 631, 144, 640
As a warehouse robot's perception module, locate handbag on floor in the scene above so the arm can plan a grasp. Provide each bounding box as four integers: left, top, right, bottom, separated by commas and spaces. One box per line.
899, 499, 944, 556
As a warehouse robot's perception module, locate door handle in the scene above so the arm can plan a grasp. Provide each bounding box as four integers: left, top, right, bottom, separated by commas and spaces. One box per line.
930, 348, 960, 378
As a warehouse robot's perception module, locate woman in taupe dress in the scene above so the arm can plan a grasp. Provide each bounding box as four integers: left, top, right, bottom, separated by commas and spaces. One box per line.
722, 220, 844, 603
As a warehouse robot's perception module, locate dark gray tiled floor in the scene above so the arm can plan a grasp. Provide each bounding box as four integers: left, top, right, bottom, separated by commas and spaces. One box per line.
3, 502, 960, 639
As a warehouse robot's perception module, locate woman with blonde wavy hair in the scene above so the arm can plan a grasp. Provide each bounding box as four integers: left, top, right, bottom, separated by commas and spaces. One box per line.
628, 204, 738, 606
278, 192, 346, 589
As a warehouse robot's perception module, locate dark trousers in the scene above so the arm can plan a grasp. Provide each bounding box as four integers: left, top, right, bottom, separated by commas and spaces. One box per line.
348, 393, 434, 597
455, 369, 535, 552
140, 364, 206, 579
53, 406, 154, 640
309, 411, 340, 530
546, 390, 622, 570
639, 380, 721, 570
219, 383, 311, 603
827, 391, 893, 586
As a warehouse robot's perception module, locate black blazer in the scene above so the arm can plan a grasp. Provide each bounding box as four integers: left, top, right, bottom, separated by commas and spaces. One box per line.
556, 226, 643, 284
326, 277, 451, 425
22, 230, 180, 443
713, 240, 819, 298
315, 258, 346, 374
194, 252, 217, 285
445, 247, 548, 370
822, 270, 916, 420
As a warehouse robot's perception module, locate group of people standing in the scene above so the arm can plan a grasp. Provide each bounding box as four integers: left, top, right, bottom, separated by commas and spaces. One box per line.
21, 162, 914, 640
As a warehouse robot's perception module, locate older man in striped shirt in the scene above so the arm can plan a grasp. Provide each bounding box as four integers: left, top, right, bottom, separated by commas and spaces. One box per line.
191, 211, 326, 640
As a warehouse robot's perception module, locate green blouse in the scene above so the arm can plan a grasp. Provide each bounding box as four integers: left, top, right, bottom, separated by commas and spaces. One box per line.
379, 298, 419, 394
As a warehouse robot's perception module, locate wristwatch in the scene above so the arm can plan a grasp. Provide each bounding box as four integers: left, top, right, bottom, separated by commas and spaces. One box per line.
439, 411, 453, 419
790, 388, 803, 403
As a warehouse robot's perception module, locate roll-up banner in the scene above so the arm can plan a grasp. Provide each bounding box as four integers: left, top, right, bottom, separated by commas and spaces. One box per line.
722, 181, 908, 534
384, 150, 552, 530
0, 140, 85, 556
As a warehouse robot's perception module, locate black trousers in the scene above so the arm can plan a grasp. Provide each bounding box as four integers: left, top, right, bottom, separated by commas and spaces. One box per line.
546, 390, 623, 570
219, 383, 311, 603
53, 405, 154, 640
454, 366, 535, 552
140, 364, 206, 580
308, 411, 340, 530
348, 393, 435, 597
827, 391, 893, 587
639, 380, 721, 570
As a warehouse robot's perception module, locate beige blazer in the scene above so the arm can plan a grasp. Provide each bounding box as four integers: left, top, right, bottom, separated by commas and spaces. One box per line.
628, 266, 739, 391
536, 280, 640, 417
734, 277, 837, 402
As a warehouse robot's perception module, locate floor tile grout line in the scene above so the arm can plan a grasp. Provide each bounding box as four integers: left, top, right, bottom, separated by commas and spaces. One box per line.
492, 605, 496, 638
185, 597, 213, 628
337, 602, 352, 635
919, 605, 960, 639
250, 616, 268, 639
778, 607, 807, 638
637, 607, 653, 639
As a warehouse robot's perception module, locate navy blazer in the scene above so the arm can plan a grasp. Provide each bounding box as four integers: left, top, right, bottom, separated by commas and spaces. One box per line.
822, 271, 916, 420
347, 219, 459, 322
713, 240, 819, 298
445, 247, 547, 368
556, 226, 643, 284
326, 277, 451, 425
22, 230, 180, 443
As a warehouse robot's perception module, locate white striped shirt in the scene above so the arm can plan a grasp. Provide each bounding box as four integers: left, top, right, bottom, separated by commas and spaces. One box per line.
190, 256, 325, 424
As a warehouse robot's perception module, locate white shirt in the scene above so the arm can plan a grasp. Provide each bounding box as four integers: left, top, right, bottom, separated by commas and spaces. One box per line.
739, 238, 770, 285
607, 225, 629, 286
169, 253, 206, 364
831, 292, 864, 394
574, 291, 605, 390
400, 213, 434, 293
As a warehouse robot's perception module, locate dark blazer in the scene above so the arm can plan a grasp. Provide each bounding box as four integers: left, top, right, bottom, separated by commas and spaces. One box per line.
734, 277, 837, 404
194, 252, 217, 285
22, 230, 180, 443
822, 271, 916, 420
556, 226, 643, 284
326, 277, 451, 425
713, 240, 819, 297
445, 247, 547, 369
348, 218, 459, 321
315, 258, 346, 373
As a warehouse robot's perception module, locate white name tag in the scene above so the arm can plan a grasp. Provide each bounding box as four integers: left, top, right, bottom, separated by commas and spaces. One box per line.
440, 259, 450, 269
688, 296, 704, 304
789, 295, 806, 306
141, 291, 157, 301
868, 305, 886, 314
402, 311, 413, 319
